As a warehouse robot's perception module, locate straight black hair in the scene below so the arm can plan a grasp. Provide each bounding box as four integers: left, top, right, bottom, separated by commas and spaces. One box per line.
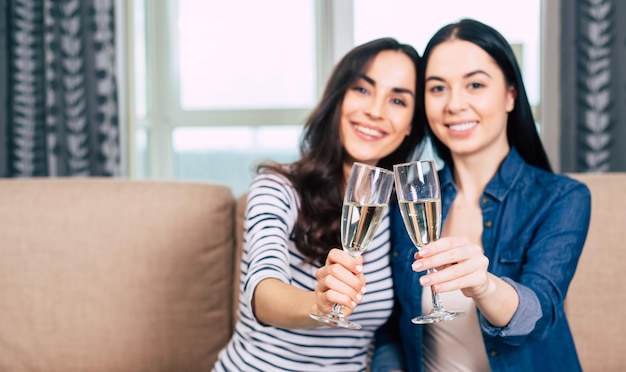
422, 18, 552, 172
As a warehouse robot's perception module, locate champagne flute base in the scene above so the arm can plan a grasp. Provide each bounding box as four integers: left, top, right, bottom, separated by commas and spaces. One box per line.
411, 309, 465, 324
309, 312, 363, 330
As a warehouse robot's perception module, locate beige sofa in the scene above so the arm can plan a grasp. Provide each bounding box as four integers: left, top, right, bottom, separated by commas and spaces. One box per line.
0, 179, 237, 371
0, 174, 623, 371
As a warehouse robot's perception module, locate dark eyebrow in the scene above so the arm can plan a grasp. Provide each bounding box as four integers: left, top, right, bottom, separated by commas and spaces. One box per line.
465, 69, 492, 79
425, 69, 492, 83
425, 76, 444, 84
360, 73, 376, 86
358, 73, 415, 97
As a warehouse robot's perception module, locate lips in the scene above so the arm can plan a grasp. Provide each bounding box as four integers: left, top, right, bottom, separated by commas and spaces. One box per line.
354, 123, 384, 138
447, 121, 478, 132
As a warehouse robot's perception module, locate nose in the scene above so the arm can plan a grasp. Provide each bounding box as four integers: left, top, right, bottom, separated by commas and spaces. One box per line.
446, 88, 467, 113
365, 95, 385, 120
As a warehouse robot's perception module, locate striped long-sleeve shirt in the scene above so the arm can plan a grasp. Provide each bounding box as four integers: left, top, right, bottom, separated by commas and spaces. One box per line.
213, 172, 394, 372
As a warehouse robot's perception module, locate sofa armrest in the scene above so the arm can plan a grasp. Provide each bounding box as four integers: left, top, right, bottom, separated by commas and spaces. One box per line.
0, 178, 235, 371
566, 172, 626, 371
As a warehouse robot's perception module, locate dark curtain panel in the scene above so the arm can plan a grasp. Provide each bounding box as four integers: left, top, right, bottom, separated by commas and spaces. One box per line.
0, 0, 119, 177
561, 0, 626, 172
0, 1, 8, 177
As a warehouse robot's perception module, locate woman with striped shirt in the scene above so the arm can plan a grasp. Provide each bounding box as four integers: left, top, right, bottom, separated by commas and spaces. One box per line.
213, 38, 426, 371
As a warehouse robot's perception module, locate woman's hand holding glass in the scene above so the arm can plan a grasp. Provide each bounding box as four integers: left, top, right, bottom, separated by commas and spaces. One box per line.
313, 248, 366, 320
310, 162, 394, 329
411, 236, 491, 299
413, 235, 519, 328
394, 160, 465, 324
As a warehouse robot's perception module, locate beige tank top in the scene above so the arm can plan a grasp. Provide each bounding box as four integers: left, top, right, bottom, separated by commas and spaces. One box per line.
422, 287, 491, 372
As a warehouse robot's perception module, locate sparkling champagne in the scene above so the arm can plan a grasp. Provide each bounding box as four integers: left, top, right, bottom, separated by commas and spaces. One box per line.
398, 198, 441, 248
341, 202, 386, 257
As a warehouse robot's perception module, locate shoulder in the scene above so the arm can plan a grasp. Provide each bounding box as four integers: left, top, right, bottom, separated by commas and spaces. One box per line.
523, 164, 591, 204
526, 164, 589, 194
249, 171, 295, 197
247, 170, 300, 211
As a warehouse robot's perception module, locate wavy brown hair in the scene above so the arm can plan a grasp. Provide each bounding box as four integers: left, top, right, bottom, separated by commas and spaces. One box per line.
258, 38, 425, 265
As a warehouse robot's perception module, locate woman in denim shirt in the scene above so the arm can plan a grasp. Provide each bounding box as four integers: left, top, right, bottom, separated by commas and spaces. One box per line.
371, 19, 592, 372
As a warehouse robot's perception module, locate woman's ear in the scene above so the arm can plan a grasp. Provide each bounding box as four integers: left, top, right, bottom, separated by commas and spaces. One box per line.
506, 86, 517, 113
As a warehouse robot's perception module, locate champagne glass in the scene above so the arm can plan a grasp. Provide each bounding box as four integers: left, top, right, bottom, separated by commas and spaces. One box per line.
393, 160, 464, 324
309, 162, 394, 329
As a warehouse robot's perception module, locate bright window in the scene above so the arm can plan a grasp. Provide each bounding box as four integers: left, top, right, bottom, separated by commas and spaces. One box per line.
172, 126, 301, 195
128, 1, 546, 196
177, 1, 316, 110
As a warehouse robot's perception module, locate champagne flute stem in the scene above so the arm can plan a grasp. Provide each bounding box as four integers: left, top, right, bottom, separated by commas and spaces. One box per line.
427, 268, 445, 312
330, 303, 345, 317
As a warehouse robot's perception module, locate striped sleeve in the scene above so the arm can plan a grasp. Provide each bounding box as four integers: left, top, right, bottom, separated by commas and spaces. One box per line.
240, 172, 299, 320
213, 171, 394, 372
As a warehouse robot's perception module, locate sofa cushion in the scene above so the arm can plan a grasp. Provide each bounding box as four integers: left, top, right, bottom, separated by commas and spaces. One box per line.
0, 178, 235, 371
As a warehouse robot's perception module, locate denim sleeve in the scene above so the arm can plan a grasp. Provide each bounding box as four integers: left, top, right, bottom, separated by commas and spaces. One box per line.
479, 277, 541, 338
480, 177, 591, 345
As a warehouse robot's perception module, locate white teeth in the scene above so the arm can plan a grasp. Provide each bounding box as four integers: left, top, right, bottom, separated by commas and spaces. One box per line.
449, 122, 478, 132
354, 124, 383, 137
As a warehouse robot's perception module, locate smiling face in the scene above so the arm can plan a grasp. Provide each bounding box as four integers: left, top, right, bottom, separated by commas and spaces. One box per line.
339, 50, 416, 172
424, 39, 516, 162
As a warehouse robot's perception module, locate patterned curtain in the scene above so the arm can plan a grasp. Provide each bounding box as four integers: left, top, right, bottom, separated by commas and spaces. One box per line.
0, 0, 119, 177
561, 0, 626, 172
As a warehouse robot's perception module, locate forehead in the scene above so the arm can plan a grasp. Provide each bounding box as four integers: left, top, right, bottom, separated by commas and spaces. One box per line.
425, 39, 500, 78
364, 50, 416, 87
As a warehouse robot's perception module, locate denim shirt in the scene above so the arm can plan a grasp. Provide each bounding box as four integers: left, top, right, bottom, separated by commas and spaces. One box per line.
372, 148, 591, 372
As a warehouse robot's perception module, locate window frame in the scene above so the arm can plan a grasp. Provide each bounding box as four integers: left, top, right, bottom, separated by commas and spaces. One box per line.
121, 0, 561, 178
131, 0, 342, 179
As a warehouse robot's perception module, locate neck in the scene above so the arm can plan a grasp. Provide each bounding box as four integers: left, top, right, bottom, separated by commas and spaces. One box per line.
450, 145, 510, 198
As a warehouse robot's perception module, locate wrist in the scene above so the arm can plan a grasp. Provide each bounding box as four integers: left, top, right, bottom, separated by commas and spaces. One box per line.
471, 273, 497, 300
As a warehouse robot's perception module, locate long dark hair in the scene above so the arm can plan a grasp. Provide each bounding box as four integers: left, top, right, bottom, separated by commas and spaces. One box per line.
422, 18, 552, 172
259, 38, 424, 264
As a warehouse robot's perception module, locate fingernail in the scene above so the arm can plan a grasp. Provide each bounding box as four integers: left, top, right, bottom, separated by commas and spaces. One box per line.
418, 248, 429, 256
351, 301, 357, 307
361, 286, 367, 294
420, 276, 430, 285
355, 265, 363, 273
412, 261, 423, 271
356, 293, 363, 301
